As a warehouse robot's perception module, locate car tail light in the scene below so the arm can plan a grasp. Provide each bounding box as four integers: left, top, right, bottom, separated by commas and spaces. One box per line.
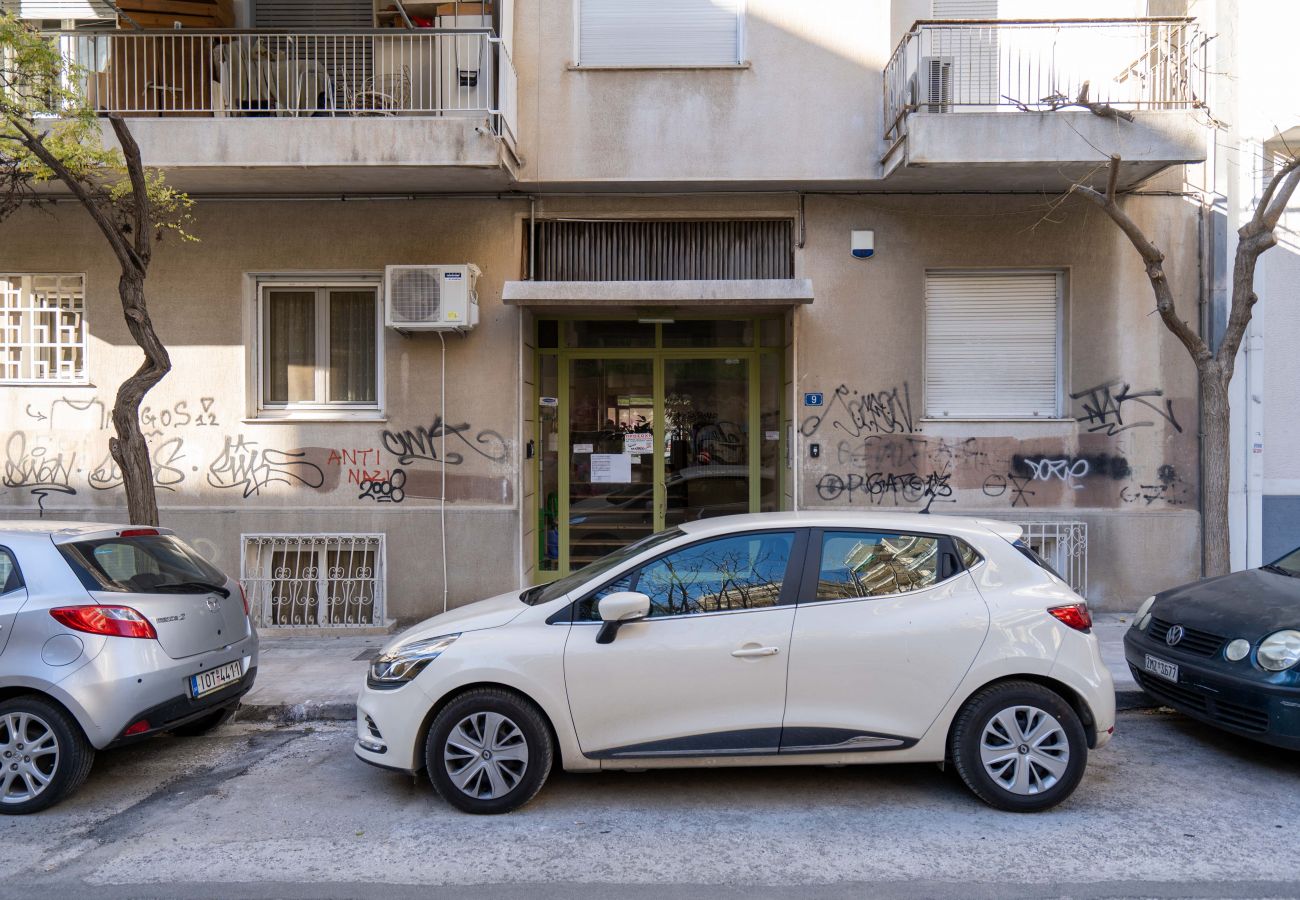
238, 582, 250, 617
51, 605, 158, 640
1048, 603, 1093, 632
119, 528, 159, 537
123, 719, 150, 736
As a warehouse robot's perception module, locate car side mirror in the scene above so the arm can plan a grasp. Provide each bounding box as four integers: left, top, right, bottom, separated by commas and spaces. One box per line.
596, 591, 650, 644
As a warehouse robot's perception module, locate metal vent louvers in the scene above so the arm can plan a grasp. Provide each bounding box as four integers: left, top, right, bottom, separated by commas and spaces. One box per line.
388, 268, 441, 323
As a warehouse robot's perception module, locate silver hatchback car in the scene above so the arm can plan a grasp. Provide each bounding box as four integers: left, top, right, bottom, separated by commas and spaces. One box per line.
0, 521, 257, 814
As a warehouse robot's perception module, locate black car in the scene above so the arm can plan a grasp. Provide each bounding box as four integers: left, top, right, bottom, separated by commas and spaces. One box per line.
1124, 545, 1300, 749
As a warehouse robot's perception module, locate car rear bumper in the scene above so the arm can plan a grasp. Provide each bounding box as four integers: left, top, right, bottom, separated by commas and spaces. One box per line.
56, 630, 259, 749
1124, 630, 1300, 750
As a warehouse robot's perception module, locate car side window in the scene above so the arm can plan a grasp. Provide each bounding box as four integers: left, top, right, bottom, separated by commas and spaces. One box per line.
956, 538, 984, 569
0, 548, 22, 595
573, 531, 796, 621
812, 530, 941, 602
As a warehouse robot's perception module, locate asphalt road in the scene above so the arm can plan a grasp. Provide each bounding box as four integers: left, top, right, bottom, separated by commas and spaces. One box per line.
5, 709, 1300, 900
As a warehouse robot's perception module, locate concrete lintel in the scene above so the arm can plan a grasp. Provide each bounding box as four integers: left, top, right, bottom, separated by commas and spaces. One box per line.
502, 279, 814, 307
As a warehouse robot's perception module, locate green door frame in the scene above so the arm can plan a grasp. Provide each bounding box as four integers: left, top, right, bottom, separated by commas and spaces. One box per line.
534, 317, 785, 579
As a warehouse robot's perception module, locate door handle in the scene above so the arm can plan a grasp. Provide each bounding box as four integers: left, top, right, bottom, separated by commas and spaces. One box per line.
731, 646, 780, 658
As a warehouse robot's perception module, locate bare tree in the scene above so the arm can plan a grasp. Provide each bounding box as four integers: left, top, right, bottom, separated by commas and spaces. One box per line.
1, 15, 193, 525
1072, 153, 1300, 576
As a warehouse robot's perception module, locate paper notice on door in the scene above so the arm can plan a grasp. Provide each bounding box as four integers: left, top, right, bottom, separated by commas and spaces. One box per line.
623, 433, 653, 454
573, 443, 594, 454
764, 431, 780, 441
590, 453, 632, 483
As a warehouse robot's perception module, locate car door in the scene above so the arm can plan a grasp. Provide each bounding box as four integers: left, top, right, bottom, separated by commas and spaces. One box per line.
780, 528, 990, 751
563, 529, 805, 758
0, 546, 28, 657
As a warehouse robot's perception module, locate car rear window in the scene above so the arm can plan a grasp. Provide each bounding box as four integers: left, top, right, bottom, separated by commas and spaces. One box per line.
59, 534, 228, 595
1012, 539, 1065, 582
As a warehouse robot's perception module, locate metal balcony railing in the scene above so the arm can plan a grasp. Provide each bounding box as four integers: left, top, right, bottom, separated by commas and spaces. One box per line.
36, 28, 517, 148
884, 18, 1203, 144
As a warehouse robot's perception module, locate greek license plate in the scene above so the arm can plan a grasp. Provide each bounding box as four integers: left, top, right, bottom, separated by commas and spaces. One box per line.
191, 660, 244, 699
1144, 654, 1179, 683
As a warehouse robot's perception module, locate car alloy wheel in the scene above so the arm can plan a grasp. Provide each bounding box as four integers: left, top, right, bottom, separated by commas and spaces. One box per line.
425, 687, 554, 815
0, 710, 59, 805
949, 680, 1087, 813
978, 705, 1070, 795
0, 696, 94, 815
443, 711, 529, 800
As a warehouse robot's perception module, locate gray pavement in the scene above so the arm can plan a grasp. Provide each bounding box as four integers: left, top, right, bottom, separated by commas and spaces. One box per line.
240, 612, 1150, 723
5, 710, 1300, 899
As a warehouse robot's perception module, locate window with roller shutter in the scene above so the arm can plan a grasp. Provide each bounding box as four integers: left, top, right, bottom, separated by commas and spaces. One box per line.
924, 270, 1064, 420
575, 0, 745, 68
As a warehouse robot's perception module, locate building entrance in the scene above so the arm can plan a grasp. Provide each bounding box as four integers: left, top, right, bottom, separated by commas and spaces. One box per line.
535, 318, 784, 574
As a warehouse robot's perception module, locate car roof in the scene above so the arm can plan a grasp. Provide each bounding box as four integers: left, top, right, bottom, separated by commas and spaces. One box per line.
676, 511, 1022, 543
0, 520, 175, 546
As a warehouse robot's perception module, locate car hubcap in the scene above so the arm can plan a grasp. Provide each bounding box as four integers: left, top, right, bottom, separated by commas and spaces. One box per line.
443, 712, 528, 800
0, 712, 59, 805
979, 705, 1069, 796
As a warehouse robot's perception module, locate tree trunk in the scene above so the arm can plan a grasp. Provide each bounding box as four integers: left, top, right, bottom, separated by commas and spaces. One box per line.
107, 270, 171, 526
1200, 362, 1232, 578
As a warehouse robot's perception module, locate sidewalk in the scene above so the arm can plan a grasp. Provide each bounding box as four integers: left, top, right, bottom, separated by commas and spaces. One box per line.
236, 612, 1151, 725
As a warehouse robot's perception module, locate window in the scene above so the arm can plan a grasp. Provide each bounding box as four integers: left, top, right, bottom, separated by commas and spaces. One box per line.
956, 537, 983, 569
576, 0, 745, 68
257, 282, 381, 417
924, 271, 1063, 419
575, 531, 795, 620
0, 548, 22, 595
241, 534, 384, 627
59, 534, 225, 595
0, 274, 86, 383
813, 531, 941, 601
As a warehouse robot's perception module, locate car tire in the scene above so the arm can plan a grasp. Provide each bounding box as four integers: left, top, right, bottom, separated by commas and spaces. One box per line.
169, 705, 236, 738
424, 688, 553, 815
949, 680, 1087, 813
0, 696, 95, 815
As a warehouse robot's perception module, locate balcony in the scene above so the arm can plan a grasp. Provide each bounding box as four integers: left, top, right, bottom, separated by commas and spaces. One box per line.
881, 18, 1206, 191
47, 28, 519, 192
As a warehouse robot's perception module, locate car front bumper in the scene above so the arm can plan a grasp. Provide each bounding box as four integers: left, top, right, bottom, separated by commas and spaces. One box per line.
1124, 629, 1300, 750
354, 678, 435, 774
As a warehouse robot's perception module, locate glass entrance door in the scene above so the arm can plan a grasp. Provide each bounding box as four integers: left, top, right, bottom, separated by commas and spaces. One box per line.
536, 319, 785, 576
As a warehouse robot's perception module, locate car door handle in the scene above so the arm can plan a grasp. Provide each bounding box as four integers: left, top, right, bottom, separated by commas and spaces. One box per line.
731, 646, 780, 658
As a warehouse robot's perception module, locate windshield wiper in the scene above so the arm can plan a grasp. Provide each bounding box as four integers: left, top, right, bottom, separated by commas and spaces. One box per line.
153, 581, 231, 597
1261, 563, 1299, 578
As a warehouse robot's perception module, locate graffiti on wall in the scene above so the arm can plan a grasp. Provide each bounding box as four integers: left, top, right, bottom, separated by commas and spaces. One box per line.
806, 377, 1192, 512
206, 435, 327, 499
380, 416, 509, 467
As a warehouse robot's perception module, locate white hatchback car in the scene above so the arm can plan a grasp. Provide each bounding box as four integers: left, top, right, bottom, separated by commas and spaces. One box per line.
355, 512, 1114, 813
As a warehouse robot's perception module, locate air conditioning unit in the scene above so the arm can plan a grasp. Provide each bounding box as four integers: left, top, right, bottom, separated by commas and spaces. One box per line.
384, 264, 480, 332
912, 56, 953, 113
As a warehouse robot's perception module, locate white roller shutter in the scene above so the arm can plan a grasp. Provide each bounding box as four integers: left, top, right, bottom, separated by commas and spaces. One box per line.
931, 0, 998, 18
925, 271, 1062, 419
577, 0, 744, 67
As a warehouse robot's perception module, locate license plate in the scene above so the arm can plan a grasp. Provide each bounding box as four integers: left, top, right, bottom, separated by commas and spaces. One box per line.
190, 660, 244, 699
1144, 653, 1179, 683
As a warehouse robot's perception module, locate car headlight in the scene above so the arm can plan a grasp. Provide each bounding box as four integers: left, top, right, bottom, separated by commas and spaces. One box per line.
1135, 595, 1156, 630
1257, 630, 1300, 672
368, 633, 460, 685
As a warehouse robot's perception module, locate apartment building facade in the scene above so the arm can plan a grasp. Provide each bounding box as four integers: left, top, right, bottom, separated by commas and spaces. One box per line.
0, 0, 1219, 625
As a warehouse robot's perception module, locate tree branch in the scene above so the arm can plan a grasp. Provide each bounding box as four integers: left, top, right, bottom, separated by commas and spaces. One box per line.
1258, 155, 1300, 233
109, 114, 151, 266
5, 115, 141, 273
1071, 155, 1211, 364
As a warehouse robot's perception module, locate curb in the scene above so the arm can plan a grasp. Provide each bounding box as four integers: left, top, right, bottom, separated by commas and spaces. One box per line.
1116, 687, 1157, 711
235, 700, 357, 724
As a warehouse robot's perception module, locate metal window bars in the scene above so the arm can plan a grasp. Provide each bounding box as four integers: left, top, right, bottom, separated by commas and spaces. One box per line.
1008, 519, 1088, 598
884, 18, 1205, 143
0, 274, 86, 384
241, 534, 386, 628
32, 28, 517, 147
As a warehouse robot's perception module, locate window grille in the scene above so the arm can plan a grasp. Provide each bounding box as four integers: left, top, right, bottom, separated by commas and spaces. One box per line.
0, 274, 86, 383
986, 519, 1087, 598
241, 533, 385, 627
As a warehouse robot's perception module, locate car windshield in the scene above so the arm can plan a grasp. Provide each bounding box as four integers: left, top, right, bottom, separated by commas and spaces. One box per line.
1263, 546, 1300, 577
59, 534, 229, 595
521, 528, 684, 605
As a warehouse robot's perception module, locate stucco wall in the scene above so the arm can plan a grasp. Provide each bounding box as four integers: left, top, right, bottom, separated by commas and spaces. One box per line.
0, 199, 527, 621
1, 191, 1205, 614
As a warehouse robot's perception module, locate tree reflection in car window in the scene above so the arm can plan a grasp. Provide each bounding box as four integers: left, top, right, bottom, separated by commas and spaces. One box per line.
635, 532, 794, 617
815, 531, 940, 601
